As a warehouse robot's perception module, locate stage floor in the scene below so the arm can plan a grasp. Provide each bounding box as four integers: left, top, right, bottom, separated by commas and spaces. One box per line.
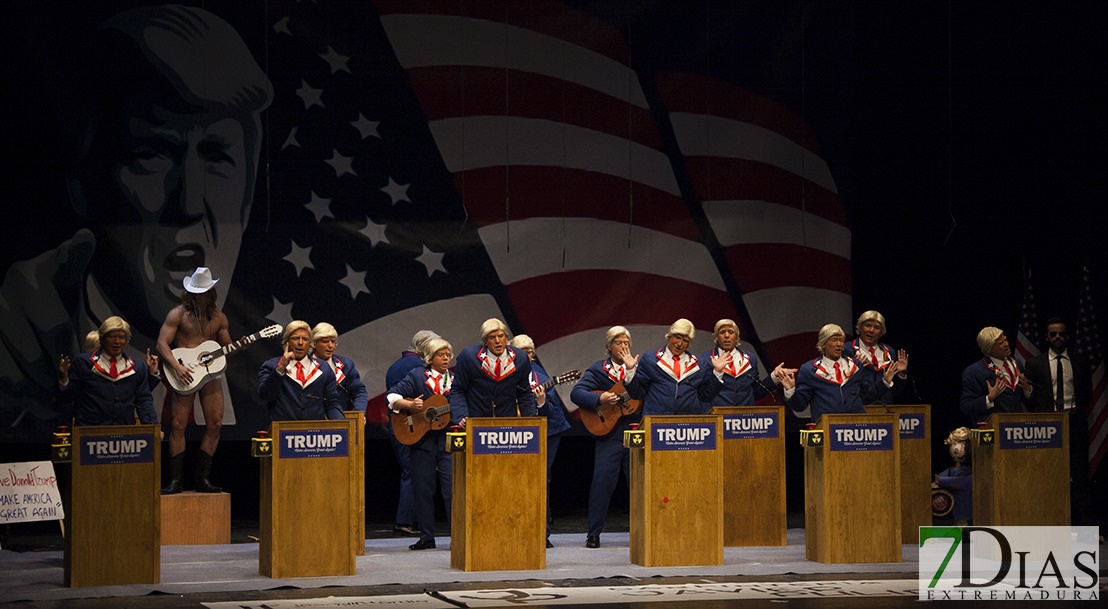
2, 522, 1103, 608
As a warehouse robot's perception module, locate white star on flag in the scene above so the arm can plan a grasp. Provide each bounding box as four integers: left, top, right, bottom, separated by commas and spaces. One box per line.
416, 245, 446, 277
273, 16, 291, 36
282, 126, 300, 150
297, 79, 324, 109
359, 220, 389, 247
340, 264, 369, 299
319, 46, 351, 74
305, 192, 334, 222
351, 113, 380, 139
283, 241, 314, 277
380, 177, 410, 204
326, 149, 356, 177
268, 297, 294, 325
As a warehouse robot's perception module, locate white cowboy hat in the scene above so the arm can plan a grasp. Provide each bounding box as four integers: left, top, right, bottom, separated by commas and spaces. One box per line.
183, 267, 219, 293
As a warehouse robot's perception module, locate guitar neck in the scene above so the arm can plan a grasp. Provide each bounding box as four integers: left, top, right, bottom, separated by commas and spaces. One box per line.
220, 332, 259, 358
538, 371, 579, 391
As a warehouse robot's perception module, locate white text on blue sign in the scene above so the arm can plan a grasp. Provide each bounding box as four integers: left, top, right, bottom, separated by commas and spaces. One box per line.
278, 429, 349, 458
829, 423, 894, 451
651, 422, 717, 451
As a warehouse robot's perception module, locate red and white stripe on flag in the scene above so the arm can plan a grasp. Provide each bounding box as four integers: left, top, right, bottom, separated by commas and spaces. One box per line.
373, 0, 749, 409
655, 72, 852, 372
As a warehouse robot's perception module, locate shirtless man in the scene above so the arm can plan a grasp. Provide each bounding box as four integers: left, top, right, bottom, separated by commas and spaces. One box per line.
157, 267, 246, 494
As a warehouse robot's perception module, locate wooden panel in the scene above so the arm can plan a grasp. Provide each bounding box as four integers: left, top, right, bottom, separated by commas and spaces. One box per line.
260, 420, 356, 578
345, 411, 366, 556
65, 425, 160, 587
631, 415, 723, 567
975, 412, 1069, 526
866, 405, 931, 543
452, 417, 547, 571
160, 492, 230, 545
805, 414, 901, 564
714, 406, 786, 546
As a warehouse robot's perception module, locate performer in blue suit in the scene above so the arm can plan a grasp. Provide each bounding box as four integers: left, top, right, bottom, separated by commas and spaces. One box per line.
511, 334, 571, 548
311, 322, 368, 412
258, 320, 343, 421
700, 318, 788, 407
383, 330, 439, 537
448, 318, 536, 422
57, 316, 158, 426
571, 326, 646, 549
843, 310, 910, 403
625, 318, 726, 415
782, 323, 899, 421
386, 337, 455, 550
959, 326, 1032, 424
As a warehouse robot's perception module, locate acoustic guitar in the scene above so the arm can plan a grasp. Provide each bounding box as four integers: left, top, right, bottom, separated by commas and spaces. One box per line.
165, 324, 282, 395
581, 381, 641, 436
391, 369, 581, 445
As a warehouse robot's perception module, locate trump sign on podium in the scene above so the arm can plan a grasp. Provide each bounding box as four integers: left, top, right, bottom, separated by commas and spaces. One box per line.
919, 526, 1100, 601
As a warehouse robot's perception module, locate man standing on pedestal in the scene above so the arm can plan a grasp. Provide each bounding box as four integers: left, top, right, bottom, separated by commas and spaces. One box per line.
157, 268, 244, 494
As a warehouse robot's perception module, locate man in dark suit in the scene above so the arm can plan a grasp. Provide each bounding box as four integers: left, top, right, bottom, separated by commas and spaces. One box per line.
1025, 318, 1093, 525
448, 318, 536, 423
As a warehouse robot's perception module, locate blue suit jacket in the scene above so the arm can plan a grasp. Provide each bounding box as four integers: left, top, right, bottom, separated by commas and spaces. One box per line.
786, 357, 889, 421
960, 357, 1028, 424
448, 345, 536, 419
385, 351, 424, 394
61, 351, 157, 426
844, 339, 907, 401
327, 354, 369, 412
626, 349, 723, 415
698, 348, 776, 407
258, 357, 344, 421
570, 358, 646, 410
532, 362, 571, 436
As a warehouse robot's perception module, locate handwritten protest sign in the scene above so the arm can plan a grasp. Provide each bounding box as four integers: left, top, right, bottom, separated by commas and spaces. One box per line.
0, 461, 64, 524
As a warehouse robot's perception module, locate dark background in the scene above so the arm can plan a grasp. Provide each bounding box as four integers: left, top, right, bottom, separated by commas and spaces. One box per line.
3, 0, 1106, 526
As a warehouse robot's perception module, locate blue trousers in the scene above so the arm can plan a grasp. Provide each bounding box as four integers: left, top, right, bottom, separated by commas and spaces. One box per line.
410, 429, 452, 541
587, 417, 634, 537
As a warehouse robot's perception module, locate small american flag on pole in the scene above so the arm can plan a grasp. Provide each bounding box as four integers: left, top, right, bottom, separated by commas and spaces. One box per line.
1075, 266, 1106, 478
1014, 269, 1041, 366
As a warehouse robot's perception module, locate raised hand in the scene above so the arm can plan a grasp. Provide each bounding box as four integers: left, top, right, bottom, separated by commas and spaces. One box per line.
711, 350, 730, 373
145, 348, 160, 376
58, 354, 71, 384
779, 368, 796, 390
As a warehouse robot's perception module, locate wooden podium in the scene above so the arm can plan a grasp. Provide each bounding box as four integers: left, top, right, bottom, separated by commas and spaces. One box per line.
344, 410, 366, 556
64, 424, 160, 587
803, 413, 901, 564
630, 415, 723, 566
451, 417, 546, 571
865, 404, 931, 543
971, 411, 1069, 526
260, 419, 357, 578
712, 406, 786, 546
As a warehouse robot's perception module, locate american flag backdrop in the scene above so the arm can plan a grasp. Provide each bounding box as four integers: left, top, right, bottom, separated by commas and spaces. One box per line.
218, 0, 854, 433
329, 0, 850, 423
0, 0, 851, 439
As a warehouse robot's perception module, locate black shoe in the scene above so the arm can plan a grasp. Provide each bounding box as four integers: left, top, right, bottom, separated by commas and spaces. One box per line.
585, 536, 600, 549
194, 451, 222, 493
161, 453, 185, 495
393, 524, 419, 536
409, 539, 436, 550
546, 538, 554, 548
